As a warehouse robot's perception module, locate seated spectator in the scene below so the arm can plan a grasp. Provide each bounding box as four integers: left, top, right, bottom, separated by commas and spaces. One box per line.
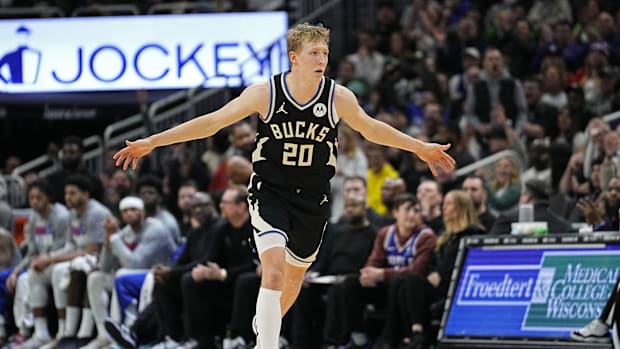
104, 191, 221, 349
291, 194, 377, 348
176, 180, 198, 237
462, 175, 496, 232
491, 178, 572, 235
577, 177, 620, 231
22, 175, 109, 349
0, 228, 20, 344
324, 194, 436, 347
398, 190, 484, 348
7, 180, 70, 340
331, 124, 368, 222
416, 179, 444, 234
135, 175, 180, 244
486, 156, 521, 213
336, 176, 392, 228
104, 169, 135, 220
80, 196, 176, 349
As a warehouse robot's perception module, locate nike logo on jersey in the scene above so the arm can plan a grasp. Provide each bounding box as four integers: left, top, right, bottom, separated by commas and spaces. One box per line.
276, 102, 288, 115
319, 194, 329, 206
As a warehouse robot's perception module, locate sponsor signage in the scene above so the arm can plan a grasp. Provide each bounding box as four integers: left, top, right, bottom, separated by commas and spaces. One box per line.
444, 244, 620, 338
0, 12, 288, 93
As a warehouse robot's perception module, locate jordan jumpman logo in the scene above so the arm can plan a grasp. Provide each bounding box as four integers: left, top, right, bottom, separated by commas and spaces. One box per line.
276, 102, 288, 114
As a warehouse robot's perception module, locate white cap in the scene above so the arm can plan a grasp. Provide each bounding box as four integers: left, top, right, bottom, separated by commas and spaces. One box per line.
119, 196, 144, 211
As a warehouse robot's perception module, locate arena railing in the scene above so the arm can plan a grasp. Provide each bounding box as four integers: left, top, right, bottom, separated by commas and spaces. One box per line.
0, 6, 64, 19
0, 174, 27, 208
11, 135, 103, 179
147, 1, 219, 15
71, 4, 141, 17
453, 149, 525, 180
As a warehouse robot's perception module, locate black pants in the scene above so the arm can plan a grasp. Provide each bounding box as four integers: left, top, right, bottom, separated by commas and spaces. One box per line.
291, 284, 329, 348
230, 271, 261, 342
182, 273, 232, 346
154, 271, 233, 346
131, 302, 160, 346
323, 274, 407, 346
600, 275, 620, 322
152, 273, 184, 341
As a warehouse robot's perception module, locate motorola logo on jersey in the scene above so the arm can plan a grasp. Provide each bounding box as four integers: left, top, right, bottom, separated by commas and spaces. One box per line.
313, 103, 327, 117
0, 13, 288, 93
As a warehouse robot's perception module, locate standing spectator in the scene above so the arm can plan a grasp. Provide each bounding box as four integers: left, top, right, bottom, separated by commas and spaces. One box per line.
526, 0, 573, 32
346, 28, 385, 90
486, 156, 522, 212
398, 190, 484, 348
47, 136, 104, 204
366, 144, 399, 216
464, 48, 528, 136
462, 175, 496, 232
541, 65, 568, 109
522, 76, 558, 143
324, 194, 436, 348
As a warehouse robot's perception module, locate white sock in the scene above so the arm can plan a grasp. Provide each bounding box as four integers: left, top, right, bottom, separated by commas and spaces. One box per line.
351, 331, 368, 346
57, 319, 65, 339
255, 287, 281, 349
64, 306, 80, 337
77, 308, 94, 338
34, 317, 50, 339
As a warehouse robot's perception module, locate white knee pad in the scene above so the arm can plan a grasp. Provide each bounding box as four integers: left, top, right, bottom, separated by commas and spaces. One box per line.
253, 230, 287, 257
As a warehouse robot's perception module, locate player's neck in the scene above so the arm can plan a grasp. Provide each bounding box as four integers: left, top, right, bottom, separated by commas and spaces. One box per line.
286, 71, 322, 97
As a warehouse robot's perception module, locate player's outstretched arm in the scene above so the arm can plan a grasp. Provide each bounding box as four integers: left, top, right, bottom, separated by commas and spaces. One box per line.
114, 83, 268, 170
335, 85, 456, 176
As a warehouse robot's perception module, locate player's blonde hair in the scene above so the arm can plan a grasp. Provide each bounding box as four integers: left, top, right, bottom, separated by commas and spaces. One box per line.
287, 23, 330, 53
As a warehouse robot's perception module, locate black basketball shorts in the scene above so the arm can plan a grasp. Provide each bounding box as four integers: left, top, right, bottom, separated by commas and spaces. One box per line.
247, 173, 330, 267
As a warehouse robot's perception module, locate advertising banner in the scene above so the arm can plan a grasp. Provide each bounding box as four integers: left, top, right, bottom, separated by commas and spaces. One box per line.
0, 12, 288, 93
444, 243, 620, 338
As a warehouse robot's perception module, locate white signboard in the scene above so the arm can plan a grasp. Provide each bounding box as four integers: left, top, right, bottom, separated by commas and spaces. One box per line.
0, 12, 289, 93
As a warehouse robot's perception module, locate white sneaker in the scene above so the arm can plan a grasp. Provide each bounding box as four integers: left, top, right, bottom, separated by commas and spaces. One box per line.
223, 336, 246, 349
571, 319, 611, 343
150, 336, 181, 349
17, 335, 52, 349
179, 339, 199, 349
38, 338, 59, 349
79, 336, 112, 349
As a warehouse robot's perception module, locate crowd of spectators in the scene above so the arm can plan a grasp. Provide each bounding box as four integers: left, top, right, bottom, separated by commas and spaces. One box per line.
1, 0, 620, 348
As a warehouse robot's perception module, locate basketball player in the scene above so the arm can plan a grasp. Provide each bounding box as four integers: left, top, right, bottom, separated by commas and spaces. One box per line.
113, 23, 455, 349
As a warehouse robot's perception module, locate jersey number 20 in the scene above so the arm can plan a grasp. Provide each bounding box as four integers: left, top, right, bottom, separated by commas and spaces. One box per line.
282, 142, 314, 166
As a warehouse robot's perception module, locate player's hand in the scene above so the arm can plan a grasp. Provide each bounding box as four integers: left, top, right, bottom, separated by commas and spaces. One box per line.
417, 143, 456, 176
427, 271, 441, 288
113, 138, 155, 170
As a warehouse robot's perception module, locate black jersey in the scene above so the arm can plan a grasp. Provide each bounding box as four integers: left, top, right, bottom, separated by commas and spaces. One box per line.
252, 72, 339, 192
